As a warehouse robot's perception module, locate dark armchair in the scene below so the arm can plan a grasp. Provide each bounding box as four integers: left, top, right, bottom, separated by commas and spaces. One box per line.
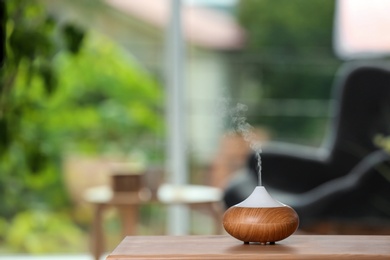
223, 63, 390, 229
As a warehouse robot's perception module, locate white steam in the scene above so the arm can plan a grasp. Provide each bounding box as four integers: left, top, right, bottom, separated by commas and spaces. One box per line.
231, 103, 263, 186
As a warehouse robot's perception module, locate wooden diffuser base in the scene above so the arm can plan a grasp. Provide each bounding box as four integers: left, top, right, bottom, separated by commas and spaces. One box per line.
222, 186, 299, 244
223, 206, 299, 244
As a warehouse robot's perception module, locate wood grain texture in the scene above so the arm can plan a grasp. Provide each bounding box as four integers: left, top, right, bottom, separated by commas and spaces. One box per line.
106, 235, 390, 259
223, 206, 299, 243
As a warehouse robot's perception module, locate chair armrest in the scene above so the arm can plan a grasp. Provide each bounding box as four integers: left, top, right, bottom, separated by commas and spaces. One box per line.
292, 149, 390, 224
248, 143, 331, 193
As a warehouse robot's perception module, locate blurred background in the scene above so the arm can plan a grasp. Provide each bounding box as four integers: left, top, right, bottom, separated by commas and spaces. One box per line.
0, 0, 389, 258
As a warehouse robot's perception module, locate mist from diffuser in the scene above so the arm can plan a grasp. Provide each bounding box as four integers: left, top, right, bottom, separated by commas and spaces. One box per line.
232, 103, 262, 186
223, 103, 299, 244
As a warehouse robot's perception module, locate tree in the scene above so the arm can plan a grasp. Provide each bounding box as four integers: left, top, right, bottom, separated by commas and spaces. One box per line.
0, 0, 163, 218
0, 0, 76, 218
236, 0, 341, 144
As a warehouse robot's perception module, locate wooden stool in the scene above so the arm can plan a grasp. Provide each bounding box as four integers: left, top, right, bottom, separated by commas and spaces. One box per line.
84, 184, 223, 260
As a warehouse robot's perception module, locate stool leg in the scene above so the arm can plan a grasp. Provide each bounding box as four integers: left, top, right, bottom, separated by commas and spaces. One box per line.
210, 202, 223, 235
91, 204, 105, 260
117, 205, 139, 237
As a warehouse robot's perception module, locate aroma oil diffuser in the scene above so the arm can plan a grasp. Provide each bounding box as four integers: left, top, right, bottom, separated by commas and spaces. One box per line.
223, 185, 299, 244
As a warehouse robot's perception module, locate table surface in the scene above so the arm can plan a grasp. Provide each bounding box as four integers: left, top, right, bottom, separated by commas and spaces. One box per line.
84, 184, 222, 205
106, 235, 390, 260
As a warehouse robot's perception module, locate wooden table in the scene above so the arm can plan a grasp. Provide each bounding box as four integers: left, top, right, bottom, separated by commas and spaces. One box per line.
106, 235, 390, 259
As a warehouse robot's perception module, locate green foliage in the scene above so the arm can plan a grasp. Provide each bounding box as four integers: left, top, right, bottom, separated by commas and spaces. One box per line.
239, 0, 335, 56
375, 135, 390, 154
0, 0, 163, 225
4, 210, 86, 253
0, 0, 80, 219
50, 32, 164, 155
237, 0, 342, 143
0, 0, 164, 254
61, 24, 85, 54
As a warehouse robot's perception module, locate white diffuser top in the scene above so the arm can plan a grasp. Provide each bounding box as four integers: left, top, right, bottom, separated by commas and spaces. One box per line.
235, 186, 285, 208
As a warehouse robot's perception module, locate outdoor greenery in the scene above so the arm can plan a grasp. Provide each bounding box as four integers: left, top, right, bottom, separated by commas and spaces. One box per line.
0, 0, 163, 253
376, 135, 390, 155
235, 0, 341, 144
